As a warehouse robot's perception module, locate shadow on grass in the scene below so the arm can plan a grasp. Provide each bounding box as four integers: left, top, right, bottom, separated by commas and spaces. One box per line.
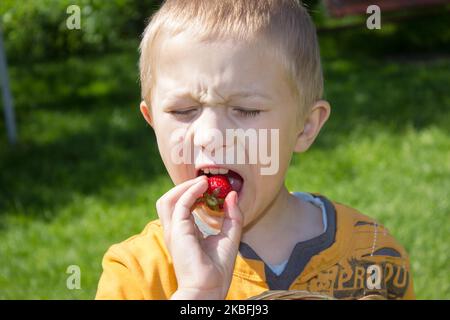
316, 42, 450, 148
0, 51, 167, 224
0, 105, 166, 223
8, 51, 141, 112
314, 11, 450, 148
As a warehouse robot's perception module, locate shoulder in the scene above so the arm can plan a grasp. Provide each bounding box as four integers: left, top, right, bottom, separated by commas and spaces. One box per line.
322, 198, 414, 299
105, 220, 170, 265
330, 199, 409, 259
97, 220, 176, 299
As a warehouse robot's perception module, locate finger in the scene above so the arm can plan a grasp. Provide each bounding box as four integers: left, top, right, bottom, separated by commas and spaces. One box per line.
157, 175, 207, 229
172, 179, 208, 225
221, 191, 243, 245
157, 176, 207, 251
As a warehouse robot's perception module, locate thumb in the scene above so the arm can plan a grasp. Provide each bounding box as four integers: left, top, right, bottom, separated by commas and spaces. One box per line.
222, 191, 243, 243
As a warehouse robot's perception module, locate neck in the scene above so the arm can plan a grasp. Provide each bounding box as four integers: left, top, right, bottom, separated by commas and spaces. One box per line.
242, 185, 296, 246
240, 186, 324, 265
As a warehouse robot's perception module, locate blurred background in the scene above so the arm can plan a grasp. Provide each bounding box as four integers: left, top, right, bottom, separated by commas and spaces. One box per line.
0, 0, 449, 299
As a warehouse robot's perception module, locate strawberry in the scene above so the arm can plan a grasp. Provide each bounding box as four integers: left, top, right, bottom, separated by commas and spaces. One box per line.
195, 175, 232, 211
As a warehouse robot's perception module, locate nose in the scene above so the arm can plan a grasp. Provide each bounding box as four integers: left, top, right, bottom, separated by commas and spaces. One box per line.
192, 107, 228, 154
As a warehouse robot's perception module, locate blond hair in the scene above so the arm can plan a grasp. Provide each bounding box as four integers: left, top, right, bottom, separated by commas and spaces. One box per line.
139, 0, 323, 118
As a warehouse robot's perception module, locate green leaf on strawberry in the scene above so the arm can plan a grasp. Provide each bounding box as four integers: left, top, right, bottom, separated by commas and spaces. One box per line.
196, 175, 232, 211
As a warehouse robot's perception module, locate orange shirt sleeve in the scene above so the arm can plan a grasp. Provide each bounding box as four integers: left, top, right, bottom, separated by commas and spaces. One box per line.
95, 221, 178, 300
95, 245, 147, 300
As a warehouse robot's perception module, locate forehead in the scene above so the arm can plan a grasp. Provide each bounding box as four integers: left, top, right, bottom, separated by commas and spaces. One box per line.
152, 32, 292, 104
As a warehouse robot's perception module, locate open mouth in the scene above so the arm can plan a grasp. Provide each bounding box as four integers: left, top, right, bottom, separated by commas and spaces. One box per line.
197, 167, 244, 194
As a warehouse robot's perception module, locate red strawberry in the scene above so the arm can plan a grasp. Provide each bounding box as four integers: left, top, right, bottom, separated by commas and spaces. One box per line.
195, 175, 232, 211
207, 175, 233, 198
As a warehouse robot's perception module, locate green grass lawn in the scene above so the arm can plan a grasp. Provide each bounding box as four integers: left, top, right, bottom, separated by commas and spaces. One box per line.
0, 36, 449, 299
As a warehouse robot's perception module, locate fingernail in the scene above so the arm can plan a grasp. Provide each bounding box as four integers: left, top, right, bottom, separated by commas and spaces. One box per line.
196, 175, 206, 182
232, 193, 239, 208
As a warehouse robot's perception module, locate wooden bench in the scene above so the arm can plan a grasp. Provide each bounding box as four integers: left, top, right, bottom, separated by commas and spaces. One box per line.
325, 0, 449, 17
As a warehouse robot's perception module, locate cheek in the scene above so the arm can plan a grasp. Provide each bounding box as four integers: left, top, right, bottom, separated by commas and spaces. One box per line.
154, 123, 196, 184
154, 129, 173, 164
240, 167, 285, 225
239, 129, 293, 224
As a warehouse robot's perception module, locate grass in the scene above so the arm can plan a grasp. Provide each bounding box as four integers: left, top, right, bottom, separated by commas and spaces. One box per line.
0, 29, 449, 299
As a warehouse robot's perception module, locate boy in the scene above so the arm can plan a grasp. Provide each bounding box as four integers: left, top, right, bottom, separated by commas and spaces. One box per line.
96, 0, 414, 300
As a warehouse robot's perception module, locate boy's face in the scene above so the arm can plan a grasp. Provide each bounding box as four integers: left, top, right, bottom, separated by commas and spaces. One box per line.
142, 32, 320, 227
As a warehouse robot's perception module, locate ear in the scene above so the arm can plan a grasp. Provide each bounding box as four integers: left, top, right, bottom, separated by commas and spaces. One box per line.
294, 100, 331, 153
140, 100, 153, 127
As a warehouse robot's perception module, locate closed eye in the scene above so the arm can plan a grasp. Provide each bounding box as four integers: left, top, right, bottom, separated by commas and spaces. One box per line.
169, 108, 197, 116
233, 108, 261, 117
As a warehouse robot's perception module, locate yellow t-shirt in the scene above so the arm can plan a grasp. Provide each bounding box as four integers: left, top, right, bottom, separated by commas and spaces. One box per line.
95, 194, 415, 300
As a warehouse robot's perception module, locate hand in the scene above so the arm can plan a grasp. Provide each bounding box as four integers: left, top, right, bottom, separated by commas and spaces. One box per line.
155, 175, 243, 300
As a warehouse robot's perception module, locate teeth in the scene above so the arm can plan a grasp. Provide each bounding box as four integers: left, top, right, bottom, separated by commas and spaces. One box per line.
200, 167, 229, 175
209, 168, 220, 174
